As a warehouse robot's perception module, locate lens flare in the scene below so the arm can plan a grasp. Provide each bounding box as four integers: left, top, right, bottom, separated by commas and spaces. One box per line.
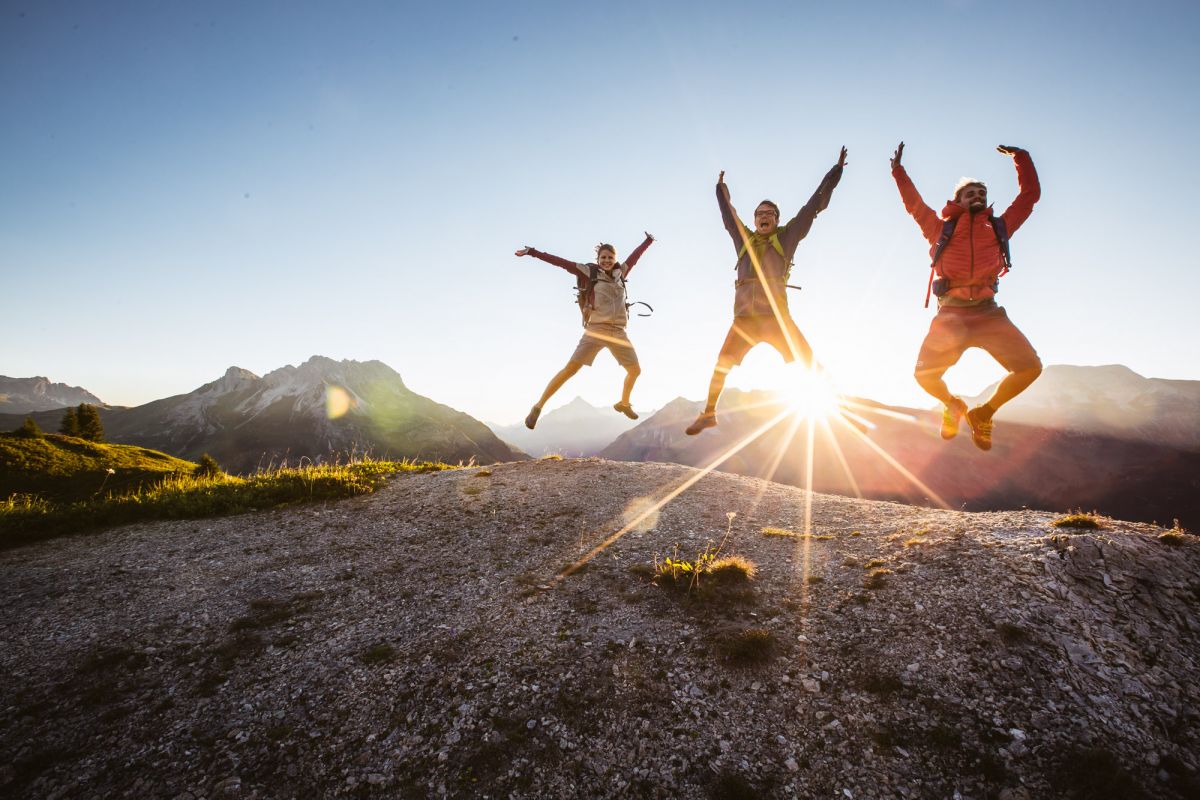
325, 385, 354, 419
622, 496, 661, 533
778, 364, 842, 419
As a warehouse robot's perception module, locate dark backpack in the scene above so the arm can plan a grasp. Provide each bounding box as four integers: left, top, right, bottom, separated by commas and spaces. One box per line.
925, 214, 1011, 307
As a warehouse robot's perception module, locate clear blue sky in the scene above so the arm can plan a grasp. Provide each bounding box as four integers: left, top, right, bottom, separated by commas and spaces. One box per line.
3, 0, 1198, 425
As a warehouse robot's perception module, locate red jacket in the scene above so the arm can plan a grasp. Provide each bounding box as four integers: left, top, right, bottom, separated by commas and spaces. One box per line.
893, 150, 1040, 305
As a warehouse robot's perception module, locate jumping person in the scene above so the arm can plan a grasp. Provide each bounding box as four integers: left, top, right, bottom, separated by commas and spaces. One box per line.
891, 142, 1042, 451
516, 233, 654, 429
686, 148, 846, 436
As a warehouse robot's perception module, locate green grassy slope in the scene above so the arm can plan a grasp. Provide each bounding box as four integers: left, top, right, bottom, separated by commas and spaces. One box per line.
0, 432, 198, 502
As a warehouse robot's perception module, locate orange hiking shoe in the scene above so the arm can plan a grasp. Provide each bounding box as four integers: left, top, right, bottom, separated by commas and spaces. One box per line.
966, 405, 994, 451
613, 402, 639, 420
941, 397, 968, 440
685, 411, 717, 436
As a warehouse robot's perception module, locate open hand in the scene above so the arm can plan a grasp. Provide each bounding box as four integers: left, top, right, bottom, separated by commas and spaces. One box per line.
645, 231, 655, 241
837, 146, 848, 168
515, 247, 532, 257
891, 141, 904, 169
996, 144, 1025, 157
718, 170, 725, 185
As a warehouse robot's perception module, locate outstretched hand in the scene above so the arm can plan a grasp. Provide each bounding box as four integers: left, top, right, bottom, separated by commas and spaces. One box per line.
891, 141, 904, 169
717, 170, 730, 201
515, 247, 532, 257
996, 144, 1026, 157
837, 146, 848, 168
644, 231, 655, 242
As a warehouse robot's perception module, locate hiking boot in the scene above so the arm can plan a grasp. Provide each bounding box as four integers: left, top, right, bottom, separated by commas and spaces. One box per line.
525, 405, 542, 430
685, 411, 717, 436
966, 406, 994, 451
940, 397, 968, 440
613, 401, 638, 420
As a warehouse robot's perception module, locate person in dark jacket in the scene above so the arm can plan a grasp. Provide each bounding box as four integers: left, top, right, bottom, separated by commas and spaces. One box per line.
891, 142, 1042, 451
686, 148, 846, 436
517, 234, 654, 429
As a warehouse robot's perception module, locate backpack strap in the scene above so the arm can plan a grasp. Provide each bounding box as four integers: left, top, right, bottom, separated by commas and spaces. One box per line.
991, 214, 1012, 276
737, 231, 788, 263
575, 264, 600, 326
925, 218, 958, 308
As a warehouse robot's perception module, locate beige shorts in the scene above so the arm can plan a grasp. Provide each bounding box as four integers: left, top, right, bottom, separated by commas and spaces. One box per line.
570, 323, 639, 368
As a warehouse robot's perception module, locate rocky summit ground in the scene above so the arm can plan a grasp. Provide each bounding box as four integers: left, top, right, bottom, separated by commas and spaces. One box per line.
2, 458, 1198, 800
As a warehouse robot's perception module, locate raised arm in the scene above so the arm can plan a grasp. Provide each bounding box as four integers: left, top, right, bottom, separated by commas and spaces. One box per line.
778, 147, 846, 252
716, 170, 750, 248
620, 232, 655, 278
515, 246, 587, 277
996, 145, 1041, 235
890, 141, 942, 244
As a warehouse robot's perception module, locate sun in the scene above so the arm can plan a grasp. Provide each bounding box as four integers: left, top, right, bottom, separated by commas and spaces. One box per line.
776, 363, 843, 419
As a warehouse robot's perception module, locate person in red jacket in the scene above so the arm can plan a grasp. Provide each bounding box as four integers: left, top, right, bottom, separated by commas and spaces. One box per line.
891, 142, 1042, 451
516, 234, 654, 429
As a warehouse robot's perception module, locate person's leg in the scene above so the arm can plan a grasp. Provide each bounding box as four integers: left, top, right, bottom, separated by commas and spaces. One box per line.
526, 359, 584, 429
687, 320, 754, 435
529, 331, 600, 429
536, 360, 583, 408
914, 310, 970, 438
771, 315, 815, 368
619, 364, 640, 406
972, 306, 1043, 421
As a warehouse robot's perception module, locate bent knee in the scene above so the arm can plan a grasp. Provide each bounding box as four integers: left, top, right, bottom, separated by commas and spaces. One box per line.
626, 364, 641, 376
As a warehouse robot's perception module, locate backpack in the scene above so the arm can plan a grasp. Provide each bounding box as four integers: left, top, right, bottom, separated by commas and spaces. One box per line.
574, 264, 653, 327
925, 214, 1012, 307
575, 264, 603, 326
736, 229, 803, 291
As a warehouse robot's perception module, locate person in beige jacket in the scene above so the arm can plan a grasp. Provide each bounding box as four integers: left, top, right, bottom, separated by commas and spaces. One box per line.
516, 233, 654, 429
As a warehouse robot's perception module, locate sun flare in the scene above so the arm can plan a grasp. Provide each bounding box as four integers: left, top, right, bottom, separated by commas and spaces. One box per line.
777, 364, 843, 420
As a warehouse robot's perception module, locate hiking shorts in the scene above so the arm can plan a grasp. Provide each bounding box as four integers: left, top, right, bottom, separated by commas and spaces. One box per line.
915, 303, 1041, 376
716, 314, 814, 370
570, 323, 639, 369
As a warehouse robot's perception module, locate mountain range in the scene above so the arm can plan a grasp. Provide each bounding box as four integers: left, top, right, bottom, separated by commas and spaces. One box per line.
0, 357, 523, 472
965, 364, 1200, 450
4, 362, 1197, 526
0, 376, 103, 415
487, 396, 646, 457
600, 388, 1200, 529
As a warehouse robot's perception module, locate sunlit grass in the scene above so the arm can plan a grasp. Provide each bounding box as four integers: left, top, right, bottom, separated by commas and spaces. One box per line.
1, 458, 452, 548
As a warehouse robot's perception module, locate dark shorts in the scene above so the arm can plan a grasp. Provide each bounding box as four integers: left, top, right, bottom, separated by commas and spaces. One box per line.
716, 314, 814, 370
570, 323, 639, 368
915, 303, 1041, 375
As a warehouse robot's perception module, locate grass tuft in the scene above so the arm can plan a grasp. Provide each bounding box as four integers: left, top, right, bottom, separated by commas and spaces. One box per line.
1052, 510, 1102, 529
863, 568, 893, 590
1158, 519, 1190, 546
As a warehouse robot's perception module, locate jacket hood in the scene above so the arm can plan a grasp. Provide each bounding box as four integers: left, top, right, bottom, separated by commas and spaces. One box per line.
941, 202, 995, 219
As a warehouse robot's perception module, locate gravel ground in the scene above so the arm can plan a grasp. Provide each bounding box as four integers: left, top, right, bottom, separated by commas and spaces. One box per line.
2, 457, 1198, 799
